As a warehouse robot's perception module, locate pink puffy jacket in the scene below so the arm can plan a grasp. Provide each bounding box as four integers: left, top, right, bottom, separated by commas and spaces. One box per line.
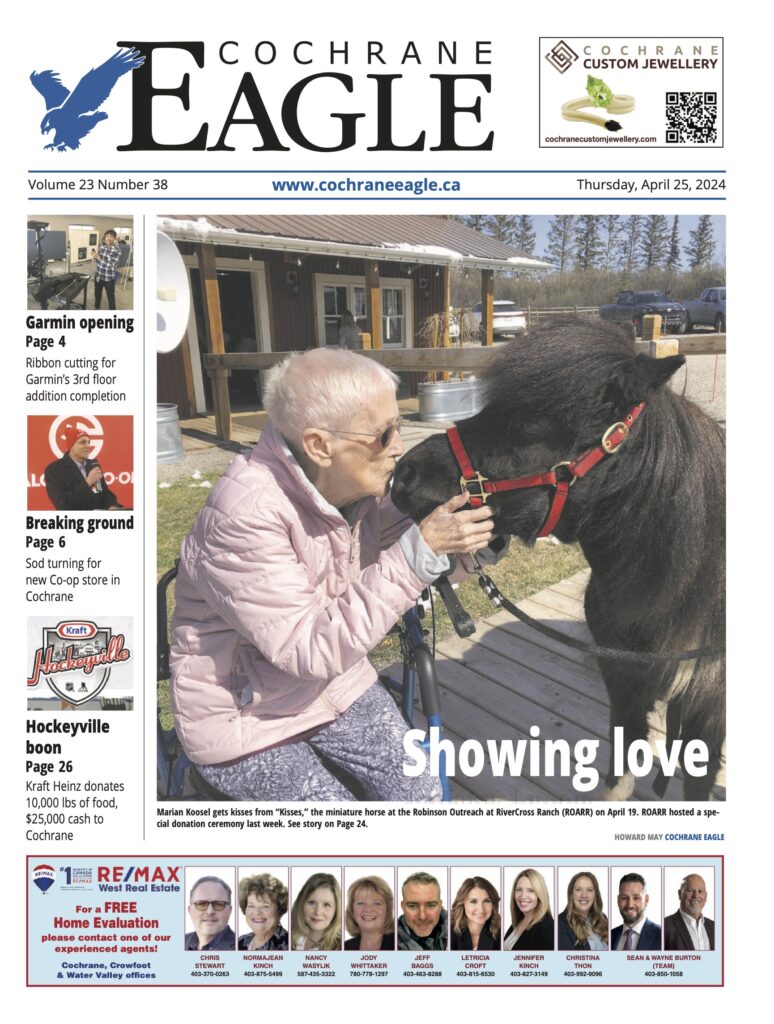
169, 422, 425, 765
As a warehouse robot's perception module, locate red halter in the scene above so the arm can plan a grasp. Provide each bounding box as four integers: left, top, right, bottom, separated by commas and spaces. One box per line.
446, 403, 645, 538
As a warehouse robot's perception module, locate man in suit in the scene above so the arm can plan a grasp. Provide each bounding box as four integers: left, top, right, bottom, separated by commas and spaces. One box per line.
44, 422, 122, 511
664, 873, 715, 951
611, 872, 662, 951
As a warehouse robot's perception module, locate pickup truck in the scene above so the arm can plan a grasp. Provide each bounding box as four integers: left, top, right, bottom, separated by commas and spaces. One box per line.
682, 287, 726, 332
599, 291, 687, 336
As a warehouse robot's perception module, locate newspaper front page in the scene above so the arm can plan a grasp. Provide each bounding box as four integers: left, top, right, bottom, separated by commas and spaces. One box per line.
12, 0, 763, 1015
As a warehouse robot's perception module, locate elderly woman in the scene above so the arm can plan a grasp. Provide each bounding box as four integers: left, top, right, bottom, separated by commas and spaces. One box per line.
237, 873, 288, 951
558, 871, 609, 950
449, 876, 501, 951
344, 876, 395, 950
170, 348, 494, 800
291, 872, 341, 951
503, 869, 554, 951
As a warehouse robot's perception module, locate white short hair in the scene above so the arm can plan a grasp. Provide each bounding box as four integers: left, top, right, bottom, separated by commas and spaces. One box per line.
263, 349, 400, 446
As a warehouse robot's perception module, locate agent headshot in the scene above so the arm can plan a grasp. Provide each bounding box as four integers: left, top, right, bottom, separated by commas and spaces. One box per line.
185, 876, 236, 951
344, 876, 395, 951
664, 873, 715, 951
44, 423, 122, 511
503, 869, 555, 951
450, 876, 501, 951
170, 349, 495, 801
237, 873, 288, 951
398, 872, 447, 951
611, 873, 662, 951
558, 871, 609, 951
290, 872, 342, 951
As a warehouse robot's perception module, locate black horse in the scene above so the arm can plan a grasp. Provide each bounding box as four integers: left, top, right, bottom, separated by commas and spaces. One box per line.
391, 320, 725, 800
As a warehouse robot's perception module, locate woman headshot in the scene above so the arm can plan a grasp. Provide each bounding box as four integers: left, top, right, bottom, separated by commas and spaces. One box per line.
503, 869, 555, 951
558, 871, 609, 950
344, 876, 395, 950
170, 348, 495, 800
291, 872, 342, 951
237, 873, 288, 951
449, 876, 501, 951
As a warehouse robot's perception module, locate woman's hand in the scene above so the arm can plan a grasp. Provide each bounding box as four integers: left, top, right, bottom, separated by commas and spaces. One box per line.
419, 491, 495, 555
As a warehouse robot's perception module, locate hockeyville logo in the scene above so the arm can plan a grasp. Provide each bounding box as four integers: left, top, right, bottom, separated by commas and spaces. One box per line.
29, 47, 145, 152
27, 622, 131, 705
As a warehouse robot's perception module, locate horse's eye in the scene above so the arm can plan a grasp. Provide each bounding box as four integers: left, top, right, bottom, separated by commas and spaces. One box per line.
521, 420, 545, 437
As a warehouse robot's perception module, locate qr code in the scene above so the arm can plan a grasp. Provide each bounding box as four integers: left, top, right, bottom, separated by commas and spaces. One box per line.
665, 92, 717, 143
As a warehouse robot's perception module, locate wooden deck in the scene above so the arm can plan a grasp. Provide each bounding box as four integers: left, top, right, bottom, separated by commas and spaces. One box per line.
177, 399, 454, 454
399, 570, 725, 802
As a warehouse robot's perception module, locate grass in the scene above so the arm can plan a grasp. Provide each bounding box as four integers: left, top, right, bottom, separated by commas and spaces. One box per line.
369, 539, 587, 671
157, 473, 588, 726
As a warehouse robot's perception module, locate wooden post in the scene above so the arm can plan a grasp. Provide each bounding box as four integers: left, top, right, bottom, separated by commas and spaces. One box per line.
209, 368, 232, 440
481, 270, 494, 346
365, 262, 382, 349
197, 243, 229, 438
197, 243, 226, 354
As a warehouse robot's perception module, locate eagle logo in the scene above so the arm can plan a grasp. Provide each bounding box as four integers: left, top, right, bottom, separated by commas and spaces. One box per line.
30, 47, 145, 152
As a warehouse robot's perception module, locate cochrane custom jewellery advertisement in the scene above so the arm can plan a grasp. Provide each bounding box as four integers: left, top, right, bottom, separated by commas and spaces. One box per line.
12, 0, 762, 1015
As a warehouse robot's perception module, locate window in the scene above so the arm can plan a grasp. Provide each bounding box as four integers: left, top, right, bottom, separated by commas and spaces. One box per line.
316, 274, 412, 347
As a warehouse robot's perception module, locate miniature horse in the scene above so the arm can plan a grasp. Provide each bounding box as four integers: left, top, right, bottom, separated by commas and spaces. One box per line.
391, 320, 725, 800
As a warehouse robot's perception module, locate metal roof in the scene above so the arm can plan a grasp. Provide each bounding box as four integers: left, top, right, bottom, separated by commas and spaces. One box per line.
159, 214, 551, 271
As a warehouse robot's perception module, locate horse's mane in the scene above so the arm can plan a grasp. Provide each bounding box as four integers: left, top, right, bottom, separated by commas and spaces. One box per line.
483, 320, 725, 651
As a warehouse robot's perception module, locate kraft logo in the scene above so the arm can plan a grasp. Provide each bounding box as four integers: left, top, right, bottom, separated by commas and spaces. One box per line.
30, 47, 145, 152
97, 866, 180, 883
57, 622, 98, 639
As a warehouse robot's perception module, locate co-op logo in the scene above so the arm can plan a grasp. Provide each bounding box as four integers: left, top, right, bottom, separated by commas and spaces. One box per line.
30, 48, 145, 152
31, 40, 494, 152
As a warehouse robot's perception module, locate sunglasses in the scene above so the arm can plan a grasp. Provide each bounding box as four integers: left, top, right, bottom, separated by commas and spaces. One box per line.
322, 417, 403, 450
191, 900, 230, 911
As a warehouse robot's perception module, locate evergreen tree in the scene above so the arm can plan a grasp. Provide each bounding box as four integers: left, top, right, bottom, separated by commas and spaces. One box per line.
485, 215, 519, 244
638, 215, 670, 269
684, 215, 717, 268
544, 215, 575, 272
451, 214, 489, 233
574, 215, 604, 271
512, 215, 536, 255
601, 215, 623, 270
618, 216, 642, 272
666, 215, 682, 269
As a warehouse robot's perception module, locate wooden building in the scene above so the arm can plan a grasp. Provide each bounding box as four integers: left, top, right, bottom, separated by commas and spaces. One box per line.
157, 215, 549, 416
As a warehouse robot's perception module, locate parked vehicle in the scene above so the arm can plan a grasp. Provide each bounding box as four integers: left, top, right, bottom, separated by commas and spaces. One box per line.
599, 291, 687, 336
466, 300, 527, 338
682, 287, 726, 332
